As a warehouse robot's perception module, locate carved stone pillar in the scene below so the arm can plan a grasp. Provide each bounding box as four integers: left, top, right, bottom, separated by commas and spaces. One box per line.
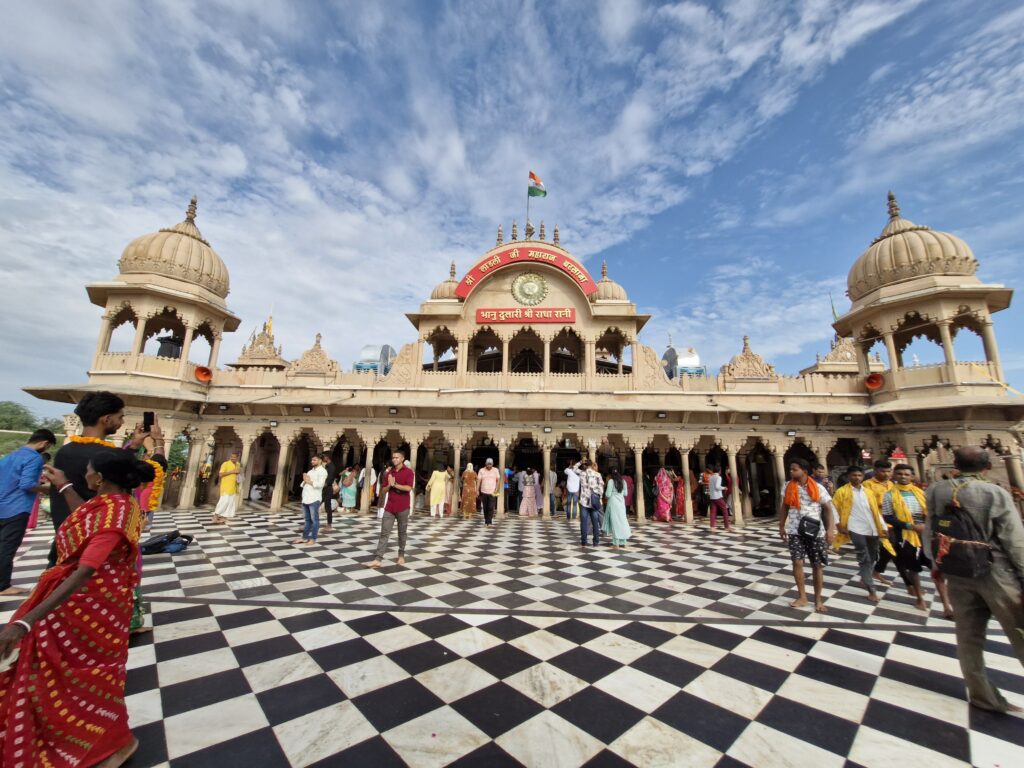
883, 331, 899, 372
633, 444, 646, 524
208, 333, 222, 369
855, 339, 870, 378
131, 318, 147, 357
178, 431, 212, 510
697, 451, 707, 471
981, 320, 1004, 381
93, 314, 113, 362
177, 327, 195, 379
937, 319, 959, 383
725, 446, 745, 528
542, 442, 553, 519
452, 438, 463, 517
740, 454, 753, 522
772, 448, 787, 501
270, 438, 294, 513
236, 431, 261, 507
682, 447, 694, 523
358, 434, 375, 514
501, 338, 510, 375
497, 438, 508, 519
587, 439, 596, 463
543, 337, 551, 376
1003, 452, 1024, 492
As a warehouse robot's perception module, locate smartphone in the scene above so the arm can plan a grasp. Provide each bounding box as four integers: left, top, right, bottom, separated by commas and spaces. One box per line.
143, 411, 155, 431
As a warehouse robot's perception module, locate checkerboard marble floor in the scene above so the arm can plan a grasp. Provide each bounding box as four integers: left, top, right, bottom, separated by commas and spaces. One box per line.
3, 505, 1023, 767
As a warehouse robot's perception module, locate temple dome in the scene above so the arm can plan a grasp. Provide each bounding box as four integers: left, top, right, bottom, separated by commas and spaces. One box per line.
430, 262, 460, 300
847, 192, 977, 302
593, 262, 628, 301
118, 196, 230, 299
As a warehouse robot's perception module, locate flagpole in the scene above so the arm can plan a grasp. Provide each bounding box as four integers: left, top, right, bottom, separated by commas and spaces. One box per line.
526, 183, 530, 237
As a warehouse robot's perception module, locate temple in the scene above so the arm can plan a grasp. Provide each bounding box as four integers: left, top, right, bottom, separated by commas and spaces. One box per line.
26, 193, 1024, 521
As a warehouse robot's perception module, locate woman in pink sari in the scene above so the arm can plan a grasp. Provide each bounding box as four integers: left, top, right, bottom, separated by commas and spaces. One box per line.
653, 467, 674, 521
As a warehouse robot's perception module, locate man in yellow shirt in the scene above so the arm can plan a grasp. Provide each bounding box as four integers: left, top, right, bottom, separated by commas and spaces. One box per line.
213, 450, 241, 524
862, 459, 895, 586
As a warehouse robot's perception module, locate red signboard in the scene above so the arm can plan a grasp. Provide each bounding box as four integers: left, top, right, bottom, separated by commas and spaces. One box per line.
455, 246, 597, 299
476, 307, 577, 324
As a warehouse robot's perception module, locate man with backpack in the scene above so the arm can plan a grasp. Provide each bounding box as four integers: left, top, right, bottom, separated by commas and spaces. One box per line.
926, 447, 1024, 715
578, 459, 604, 548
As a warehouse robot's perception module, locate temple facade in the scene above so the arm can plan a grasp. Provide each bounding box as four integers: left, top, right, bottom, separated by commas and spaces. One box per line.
27, 193, 1024, 524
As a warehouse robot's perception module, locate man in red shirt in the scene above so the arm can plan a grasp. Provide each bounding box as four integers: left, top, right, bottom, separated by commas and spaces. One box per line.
368, 450, 415, 568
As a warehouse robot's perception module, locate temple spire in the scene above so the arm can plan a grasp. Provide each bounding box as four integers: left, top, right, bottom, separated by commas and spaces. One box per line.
496, 224, 504, 246
525, 220, 535, 239
449, 261, 456, 279
887, 190, 901, 219
511, 220, 518, 240
601, 261, 608, 279
186, 195, 198, 222
553, 224, 559, 246
539, 220, 546, 240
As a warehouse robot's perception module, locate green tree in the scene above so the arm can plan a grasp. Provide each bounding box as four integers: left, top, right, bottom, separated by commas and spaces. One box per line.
0, 401, 37, 431
167, 435, 188, 471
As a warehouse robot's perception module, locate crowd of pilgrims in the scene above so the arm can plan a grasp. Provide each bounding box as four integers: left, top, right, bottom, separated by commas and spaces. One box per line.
2, 389, 1024, 766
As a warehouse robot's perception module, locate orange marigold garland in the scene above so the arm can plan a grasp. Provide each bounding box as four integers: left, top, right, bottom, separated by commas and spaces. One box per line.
144, 458, 165, 510
68, 435, 116, 448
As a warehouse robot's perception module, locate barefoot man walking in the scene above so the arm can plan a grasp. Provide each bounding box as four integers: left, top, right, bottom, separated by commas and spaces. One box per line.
779, 458, 836, 613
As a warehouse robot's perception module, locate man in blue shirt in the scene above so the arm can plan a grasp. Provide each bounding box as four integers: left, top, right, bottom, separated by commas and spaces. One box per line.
0, 429, 57, 594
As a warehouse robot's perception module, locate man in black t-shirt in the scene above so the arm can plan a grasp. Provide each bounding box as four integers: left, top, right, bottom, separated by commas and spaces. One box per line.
48, 392, 145, 567
321, 453, 338, 533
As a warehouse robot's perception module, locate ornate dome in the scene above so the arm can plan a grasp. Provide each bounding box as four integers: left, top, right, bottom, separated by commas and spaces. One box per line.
593, 261, 628, 301
847, 192, 977, 302
430, 262, 460, 300
118, 196, 230, 299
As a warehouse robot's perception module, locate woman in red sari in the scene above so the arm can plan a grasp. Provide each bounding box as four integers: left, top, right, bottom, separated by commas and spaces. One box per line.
653, 467, 674, 522
0, 449, 151, 768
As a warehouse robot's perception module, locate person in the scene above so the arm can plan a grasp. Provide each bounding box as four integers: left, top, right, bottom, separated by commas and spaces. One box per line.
292, 455, 326, 546
519, 468, 539, 517
643, 471, 656, 519
548, 465, 558, 515
339, 466, 358, 512
212, 450, 241, 525
357, 462, 376, 507
779, 458, 836, 613
0, 449, 153, 767
514, 467, 526, 514
881, 463, 933, 611
0, 429, 56, 595
444, 465, 456, 515
673, 469, 688, 520
813, 463, 835, 494
461, 462, 478, 519
477, 458, 500, 525
653, 467, 673, 522
564, 460, 581, 519
602, 468, 631, 549
623, 470, 635, 516
368, 450, 415, 567
864, 459, 897, 586
505, 465, 516, 512
578, 459, 604, 548
926, 447, 1024, 715
832, 465, 895, 603
321, 452, 338, 533
425, 463, 448, 517
707, 464, 731, 531
47, 392, 147, 569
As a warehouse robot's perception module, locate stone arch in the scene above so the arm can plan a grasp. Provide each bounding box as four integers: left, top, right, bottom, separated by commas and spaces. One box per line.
106, 302, 139, 353
509, 328, 543, 373
595, 327, 631, 374
188, 320, 217, 366
141, 307, 188, 357
950, 310, 987, 363
422, 326, 458, 370
783, 440, 817, 469
469, 326, 502, 372
550, 327, 583, 373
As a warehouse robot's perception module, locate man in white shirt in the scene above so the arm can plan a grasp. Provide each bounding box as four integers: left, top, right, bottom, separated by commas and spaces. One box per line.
564, 462, 582, 520
707, 464, 730, 531
293, 455, 327, 546
833, 466, 894, 603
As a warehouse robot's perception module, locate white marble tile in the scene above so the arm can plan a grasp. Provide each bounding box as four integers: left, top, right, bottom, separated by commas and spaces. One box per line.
415, 658, 499, 703
126, 688, 163, 728
970, 727, 1024, 768
507, 629, 577, 661
291, 622, 358, 651
126, 642, 156, 671
436, 626, 504, 657
730, 638, 805, 671
222, 620, 288, 647
581, 632, 652, 665
872, 676, 969, 727
496, 711, 604, 767
157, 647, 239, 686
609, 716, 722, 768
654, 634, 729, 667
807, 639, 885, 675
383, 705, 490, 768
504, 663, 590, 708
328, 655, 410, 698
594, 666, 679, 711
777, 673, 869, 724
684, 670, 773, 719
152, 615, 222, 641
363, 624, 431, 655
453, 613, 506, 627
242, 651, 325, 693
727, 722, 846, 768
848, 726, 971, 768
273, 701, 377, 768
163, 694, 269, 759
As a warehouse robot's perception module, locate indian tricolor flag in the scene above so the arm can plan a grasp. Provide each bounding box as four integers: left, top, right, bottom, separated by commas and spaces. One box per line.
528, 171, 547, 197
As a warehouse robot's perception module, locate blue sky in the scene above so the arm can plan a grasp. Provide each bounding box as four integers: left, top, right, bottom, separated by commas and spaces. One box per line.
2, 0, 1022, 417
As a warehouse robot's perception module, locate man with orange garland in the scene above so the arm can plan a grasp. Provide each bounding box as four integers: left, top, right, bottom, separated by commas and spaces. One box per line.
779, 458, 837, 613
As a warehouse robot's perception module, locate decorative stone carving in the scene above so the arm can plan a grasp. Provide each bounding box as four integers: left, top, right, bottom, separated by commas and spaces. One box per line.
62, 414, 82, 438
721, 336, 777, 380
821, 337, 857, 364
232, 321, 288, 369
287, 333, 338, 375
634, 344, 676, 390
381, 343, 417, 386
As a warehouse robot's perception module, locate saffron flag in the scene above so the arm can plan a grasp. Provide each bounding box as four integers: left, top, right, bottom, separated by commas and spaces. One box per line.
528, 171, 547, 197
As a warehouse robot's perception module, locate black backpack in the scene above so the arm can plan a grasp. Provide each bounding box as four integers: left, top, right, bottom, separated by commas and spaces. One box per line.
140, 530, 195, 555
931, 480, 993, 578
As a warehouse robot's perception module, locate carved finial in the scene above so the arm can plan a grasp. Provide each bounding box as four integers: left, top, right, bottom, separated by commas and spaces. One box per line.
539, 221, 546, 240
511, 221, 518, 240
314, 333, 322, 346
742, 335, 751, 352
497, 224, 504, 246
449, 261, 456, 279
667, 332, 673, 348
525, 220, 535, 239
553, 224, 560, 246
186, 195, 198, 222
887, 190, 900, 219
601, 261, 608, 279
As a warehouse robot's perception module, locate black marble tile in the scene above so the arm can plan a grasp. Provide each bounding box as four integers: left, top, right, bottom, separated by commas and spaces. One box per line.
683, 624, 745, 651
546, 618, 608, 645
153, 604, 213, 626
548, 647, 623, 684
350, 678, 445, 732
793, 656, 877, 697
467, 645, 542, 679
879, 659, 966, 700
653, 691, 747, 752
969, 704, 1024, 747
820, 629, 890, 657
390, 640, 460, 675
411, 614, 472, 639
712, 654, 788, 693
446, 741, 523, 767
347, 612, 405, 636
757, 696, 858, 754
256, 674, 346, 726
232, 634, 306, 667
632, 650, 705, 689
161, 668, 253, 718
308, 637, 379, 672
131, 720, 169, 766
125, 663, 159, 697
552, 686, 646, 743
583, 749, 635, 767
752, 626, 816, 654
215, 607, 275, 630
452, 682, 545, 737
154, 631, 229, 663
479, 616, 541, 641
170, 726, 289, 767
279, 609, 340, 634
862, 699, 970, 761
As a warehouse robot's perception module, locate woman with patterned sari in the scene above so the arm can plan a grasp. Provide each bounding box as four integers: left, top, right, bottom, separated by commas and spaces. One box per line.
0, 449, 152, 768
461, 463, 478, 519
674, 470, 688, 519
653, 467, 674, 522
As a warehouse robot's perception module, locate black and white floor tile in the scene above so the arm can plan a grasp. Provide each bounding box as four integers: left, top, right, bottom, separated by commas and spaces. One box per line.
3, 504, 1023, 767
